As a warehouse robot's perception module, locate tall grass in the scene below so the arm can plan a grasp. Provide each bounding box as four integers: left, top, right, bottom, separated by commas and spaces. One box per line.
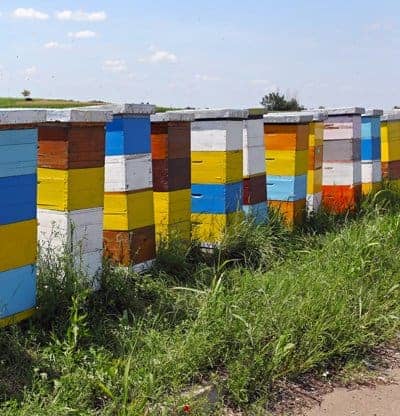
1, 190, 400, 414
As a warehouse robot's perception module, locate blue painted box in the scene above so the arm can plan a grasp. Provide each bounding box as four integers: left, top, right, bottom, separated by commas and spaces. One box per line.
0, 264, 36, 319
361, 116, 381, 140
0, 174, 36, 225
106, 116, 151, 156
192, 182, 242, 214
361, 137, 381, 161
0, 129, 37, 178
267, 174, 307, 201
243, 202, 268, 224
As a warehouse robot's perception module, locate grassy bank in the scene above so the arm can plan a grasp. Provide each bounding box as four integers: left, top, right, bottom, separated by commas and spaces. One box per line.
1, 192, 400, 414
0, 97, 106, 109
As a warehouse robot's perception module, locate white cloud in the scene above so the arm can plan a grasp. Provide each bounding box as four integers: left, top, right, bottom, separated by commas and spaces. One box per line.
13, 8, 49, 20
103, 59, 128, 73
43, 41, 71, 50
250, 79, 271, 85
139, 48, 178, 64
195, 74, 220, 81
68, 30, 96, 39
55, 10, 106, 22
22, 66, 37, 80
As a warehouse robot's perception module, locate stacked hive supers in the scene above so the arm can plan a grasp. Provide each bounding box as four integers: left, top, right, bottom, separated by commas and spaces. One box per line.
322, 107, 364, 213
306, 111, 327, 213
37, 109, 111, 281
264, 113, 312, 225
189, 109, 248, 246
242, 115, 268, 223
0, 110, 46, 327
380, 112, 400, 188
361, 110, 383, 194
151, 111, 194, 242
103, 104, 156, 271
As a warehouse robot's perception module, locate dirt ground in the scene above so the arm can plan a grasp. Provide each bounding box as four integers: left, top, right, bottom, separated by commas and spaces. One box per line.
303, 368, 400, 416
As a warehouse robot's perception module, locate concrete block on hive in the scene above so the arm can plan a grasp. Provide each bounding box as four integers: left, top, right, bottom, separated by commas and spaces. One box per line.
267, 175, 307, 201
323, 162, 361, 186
105, 154, 152, 192
191, 183, 242, 214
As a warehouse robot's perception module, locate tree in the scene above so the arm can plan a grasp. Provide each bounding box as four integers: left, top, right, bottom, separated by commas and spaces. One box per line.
260, 91, 305, 111
21, 89, 31, 100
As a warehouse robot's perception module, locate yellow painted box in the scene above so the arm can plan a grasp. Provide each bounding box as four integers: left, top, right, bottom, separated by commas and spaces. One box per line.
154, 189, 191, 225
191, 211, 244, 244
265, 149, 308, 176
362, 182, 382, 195
307, 169, 322, 195
104, 190, 154, 231
38, 167, 104, 211
0, 308, 36, 329
155, 221, 191, 242
191, 150, 243, 184
0, 220, 36, 272
309, 121, 324, 147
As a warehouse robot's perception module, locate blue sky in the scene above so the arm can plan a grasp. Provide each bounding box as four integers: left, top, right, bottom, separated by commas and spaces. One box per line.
0, 0, 399, 109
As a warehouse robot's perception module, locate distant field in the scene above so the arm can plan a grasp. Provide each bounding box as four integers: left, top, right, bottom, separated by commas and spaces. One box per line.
0, 97, 106, 109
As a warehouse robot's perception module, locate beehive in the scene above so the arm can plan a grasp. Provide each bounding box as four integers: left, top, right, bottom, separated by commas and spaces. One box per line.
0, 109, 46, 327
264, 112, 312, 225
101, 104, 157, 271
242, 115, 267, 223
361, 110, 383, 194
151, 111, 194, 242
306, 111, 327, 213
322, 107, 364, 213
187, 109, 247, 246
381, 111, 400, 188
37, 109, 111, 282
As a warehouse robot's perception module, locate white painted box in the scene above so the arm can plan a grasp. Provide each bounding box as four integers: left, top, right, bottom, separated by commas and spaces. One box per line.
306, 192, 322, 213
191, 120, 243, 151
361, 161, 382, 183
322, 161, 362, 186
105, 153, 153, 192
243, 145, 265, 177
38, 207, 103, 255
243, 119, 264, 148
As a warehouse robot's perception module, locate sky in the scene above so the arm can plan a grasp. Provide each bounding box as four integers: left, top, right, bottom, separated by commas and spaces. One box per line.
0, 0, 399, 110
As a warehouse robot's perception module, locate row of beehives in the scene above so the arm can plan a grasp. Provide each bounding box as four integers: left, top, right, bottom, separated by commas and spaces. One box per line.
1, 105, 400, 327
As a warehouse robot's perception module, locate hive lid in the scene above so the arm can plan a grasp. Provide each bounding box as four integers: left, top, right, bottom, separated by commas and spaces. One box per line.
0, 109, 47, 125
180, 108, 249, 120
263, 112, 313, 123
92, 103, 155, 115
381, 111, 400, 122
363, 109, 384, 117
151, 111, 195, 122
325, 107, 365, 116
45, 108, 113, 123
